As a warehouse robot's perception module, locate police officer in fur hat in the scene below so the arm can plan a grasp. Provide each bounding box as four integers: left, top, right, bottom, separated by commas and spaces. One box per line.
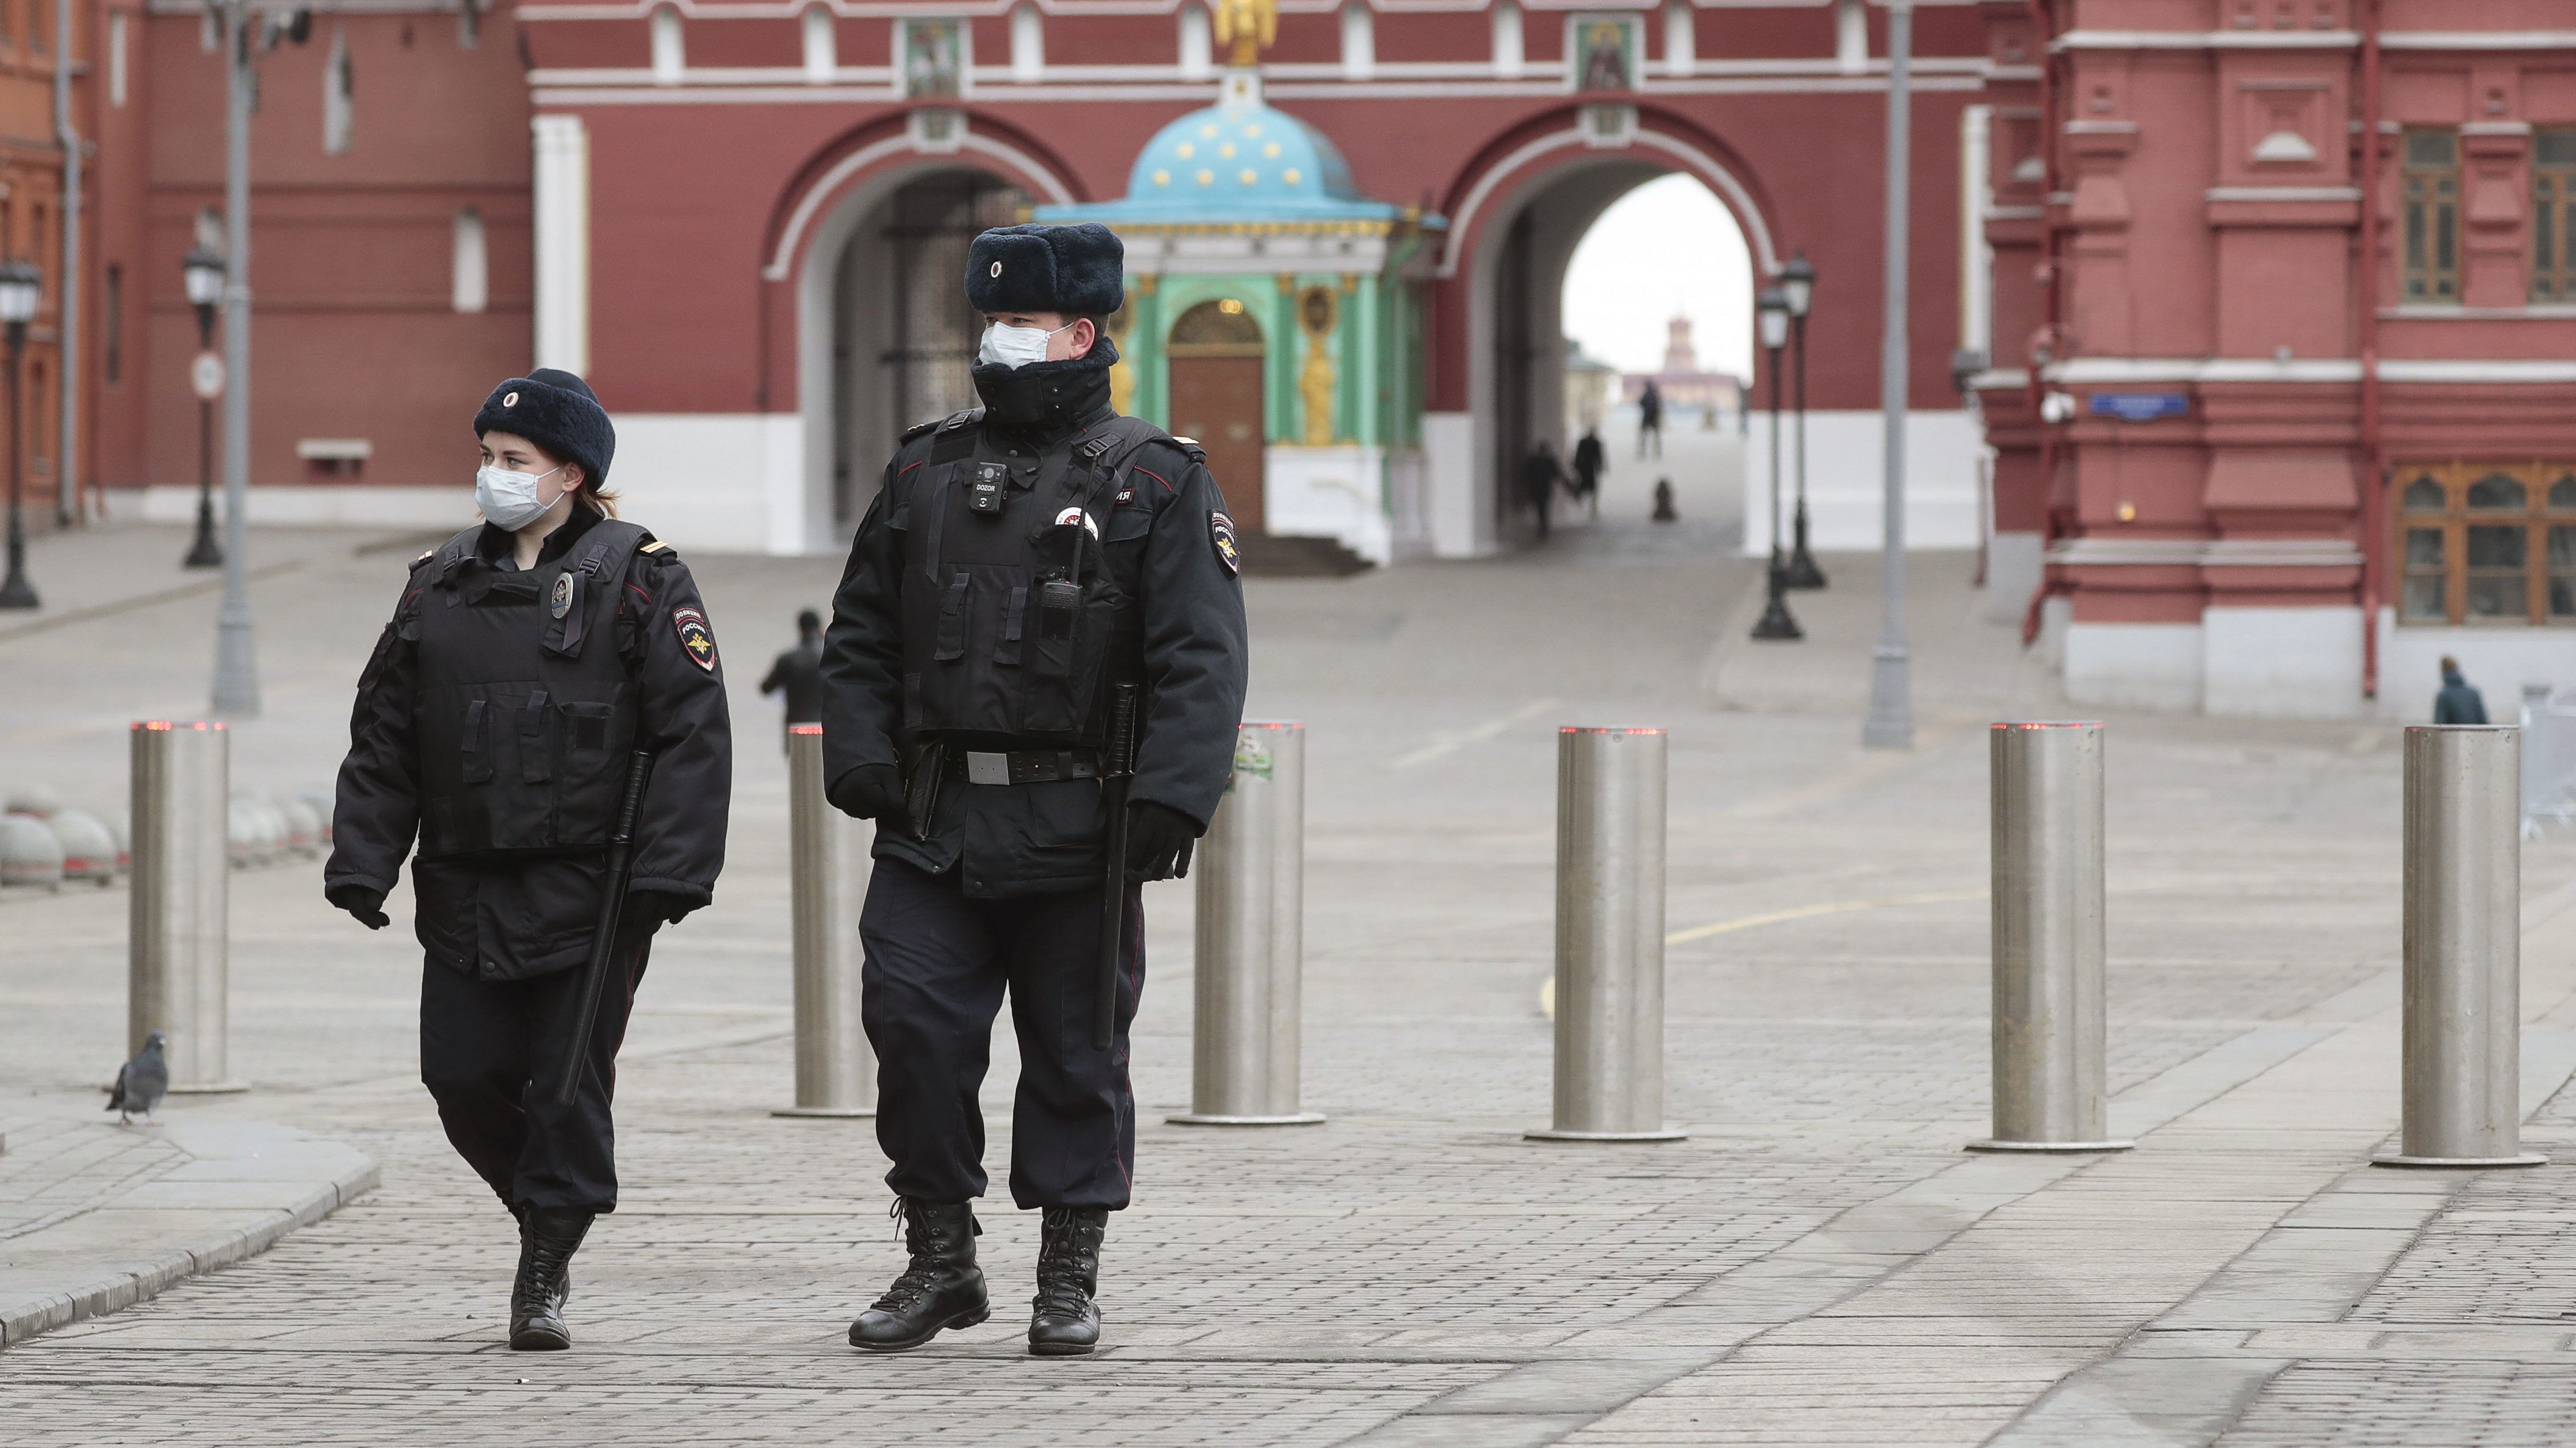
326, 368, 733, 1351
820, 223, 1247, 1356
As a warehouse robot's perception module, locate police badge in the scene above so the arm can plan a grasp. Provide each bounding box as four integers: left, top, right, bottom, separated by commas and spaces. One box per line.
549, 571, 575, 619
673, 606, 718, 671
1209, 510, 1241, 575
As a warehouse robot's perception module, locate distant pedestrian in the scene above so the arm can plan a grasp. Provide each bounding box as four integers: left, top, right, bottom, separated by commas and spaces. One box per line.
760, 608, 826, 747
1637, 380, 1664, 459
2434, 655, 2489, 724
1651, 478, 1677, 524
1570, 427, 1605, 519
1522, 440, 1569, 540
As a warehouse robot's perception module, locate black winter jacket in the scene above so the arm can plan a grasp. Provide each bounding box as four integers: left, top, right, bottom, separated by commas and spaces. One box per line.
819, 352, 1248, 898
326, 507, 733, 980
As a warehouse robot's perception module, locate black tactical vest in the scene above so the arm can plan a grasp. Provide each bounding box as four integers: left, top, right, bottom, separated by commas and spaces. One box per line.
894, 409, 1168, 747
406, 516, 654, 860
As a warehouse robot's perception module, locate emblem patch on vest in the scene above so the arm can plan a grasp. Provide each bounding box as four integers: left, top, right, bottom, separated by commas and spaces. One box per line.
549, 571, 574, 619
673, 607, 718, 672
1210, 510, 1241, 575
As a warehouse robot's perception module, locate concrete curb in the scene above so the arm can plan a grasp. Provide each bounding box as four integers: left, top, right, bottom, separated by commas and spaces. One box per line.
0, 1118, 379, 1347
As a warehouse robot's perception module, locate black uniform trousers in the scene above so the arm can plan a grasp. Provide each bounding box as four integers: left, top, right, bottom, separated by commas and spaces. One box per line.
860, 860, 1145, 1211
419, 922, 656, 1214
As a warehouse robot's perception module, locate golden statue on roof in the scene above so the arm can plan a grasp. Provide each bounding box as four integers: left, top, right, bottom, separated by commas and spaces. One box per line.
1212, 0, 1276, 68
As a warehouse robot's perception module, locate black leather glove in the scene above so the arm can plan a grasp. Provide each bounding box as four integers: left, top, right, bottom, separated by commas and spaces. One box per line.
1125, 801, 1200, 882
828, 763, 905, 821
326, 881, 390, 931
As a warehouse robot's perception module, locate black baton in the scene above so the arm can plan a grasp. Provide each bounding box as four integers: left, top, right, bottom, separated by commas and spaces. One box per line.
1094, 685, 1141, 1051
555, 751, 656, 1108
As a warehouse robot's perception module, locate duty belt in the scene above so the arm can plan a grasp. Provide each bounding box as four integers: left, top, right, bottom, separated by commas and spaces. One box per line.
942, 747, 1102, 786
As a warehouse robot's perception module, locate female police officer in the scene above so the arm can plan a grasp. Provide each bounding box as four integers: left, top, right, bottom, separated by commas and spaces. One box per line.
325, 369, 731, 1351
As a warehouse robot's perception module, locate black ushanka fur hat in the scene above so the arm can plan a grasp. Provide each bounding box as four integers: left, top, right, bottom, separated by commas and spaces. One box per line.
966, 223, 1125, 316
473, 368, 616, 489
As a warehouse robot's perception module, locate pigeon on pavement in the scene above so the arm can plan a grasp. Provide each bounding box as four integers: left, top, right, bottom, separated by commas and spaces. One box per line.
108, 1032, 170, 1125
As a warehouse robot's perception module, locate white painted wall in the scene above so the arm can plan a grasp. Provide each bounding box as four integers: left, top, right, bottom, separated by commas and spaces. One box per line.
138, 485, 474, 531
1263, 445, 1394, 564
1984, 530, 2041, 624
1422, 411, 1483, 558
2203, 605, 2364, 719
600, 413, 808, 554
1740, 409, 1983, 554
2064, 621, 2204, 713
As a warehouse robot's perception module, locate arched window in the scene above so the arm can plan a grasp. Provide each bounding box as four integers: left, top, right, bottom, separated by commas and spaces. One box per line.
1169, 298, 1264, 351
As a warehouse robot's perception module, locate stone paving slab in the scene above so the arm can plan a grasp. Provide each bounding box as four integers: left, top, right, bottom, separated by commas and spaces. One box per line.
0, 1108, 378, 1346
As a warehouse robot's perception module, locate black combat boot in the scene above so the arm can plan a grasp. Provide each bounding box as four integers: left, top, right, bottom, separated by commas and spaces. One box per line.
508, 1207, 594, 1351
1027, 1206, 1107, 1356
849, 1199, 989, 1352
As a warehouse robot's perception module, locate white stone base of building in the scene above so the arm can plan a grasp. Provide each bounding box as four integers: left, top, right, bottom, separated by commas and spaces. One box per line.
2064, 621, 2207, 714
2203, 606, 2365, 719
1259, 445, 1399, 565
1984, 531, 2042, 624
134, 484, 474, 531
1419, 411, 1486, 559
1739, 409, 1986, 556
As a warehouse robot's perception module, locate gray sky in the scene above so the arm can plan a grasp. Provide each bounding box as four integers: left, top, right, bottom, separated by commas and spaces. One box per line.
1560, 174, 1753, 380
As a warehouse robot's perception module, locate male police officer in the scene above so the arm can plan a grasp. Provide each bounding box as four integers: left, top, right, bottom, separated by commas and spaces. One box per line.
819, 222, 1247, 1356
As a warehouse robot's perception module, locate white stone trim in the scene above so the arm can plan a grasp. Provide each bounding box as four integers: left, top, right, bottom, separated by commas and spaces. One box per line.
2064, 621, 2204, 713
2204, 185, 2361, 201
762, 127, 1074, 282
1262, 445, 1395, 564
531, 115, 590, 374
2046, 537, 2364, 568
2202, 606, 2364, 720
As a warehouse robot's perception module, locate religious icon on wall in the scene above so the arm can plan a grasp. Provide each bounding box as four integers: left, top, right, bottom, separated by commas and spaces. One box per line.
901, 18, 967, 99
1573, 15, 1638, 93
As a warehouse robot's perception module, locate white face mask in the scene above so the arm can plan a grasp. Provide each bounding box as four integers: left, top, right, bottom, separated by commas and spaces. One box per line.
978, 320, 1075, 370
475, 461, 568, 531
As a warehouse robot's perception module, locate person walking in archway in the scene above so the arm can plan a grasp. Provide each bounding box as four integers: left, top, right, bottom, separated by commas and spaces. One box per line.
1522, 439, 1570, 540
1637, 379, 1664, 459
1570, 425, 1605, 520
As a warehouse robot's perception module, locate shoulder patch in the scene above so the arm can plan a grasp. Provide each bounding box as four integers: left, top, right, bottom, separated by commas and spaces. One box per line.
412, 549, 435, 567
638, 540, 671, 555
1210, 510, 1241, 575
673, 606, 718, 672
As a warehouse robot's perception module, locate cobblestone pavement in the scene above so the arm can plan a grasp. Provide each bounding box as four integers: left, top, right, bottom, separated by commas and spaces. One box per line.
6, 491, 2576, 1444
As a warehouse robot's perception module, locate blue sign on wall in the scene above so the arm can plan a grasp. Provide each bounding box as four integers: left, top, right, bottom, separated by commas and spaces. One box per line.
2088, 392, 2191, 422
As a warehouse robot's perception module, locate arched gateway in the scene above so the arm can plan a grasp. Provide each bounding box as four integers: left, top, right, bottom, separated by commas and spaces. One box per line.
534, 1, 1987, 564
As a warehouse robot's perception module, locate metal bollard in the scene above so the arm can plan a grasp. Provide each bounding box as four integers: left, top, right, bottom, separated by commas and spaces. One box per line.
1969, 722, 2131, 1153
130, 721, 246, 1093
774, 725, 875, 1119
1170, 722, 1324, 1127
2376, 725, 2545, 1168
1528, 726, 1684, 1142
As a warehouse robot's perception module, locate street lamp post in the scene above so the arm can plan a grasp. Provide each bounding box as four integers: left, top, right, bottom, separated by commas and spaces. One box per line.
0, 261, 44, 611
1781, 252, 1825, 590
181, 247, 225, 569
1860, 0, 1918, 750
206, 2, 305, 718
1751, 285, 1801, 642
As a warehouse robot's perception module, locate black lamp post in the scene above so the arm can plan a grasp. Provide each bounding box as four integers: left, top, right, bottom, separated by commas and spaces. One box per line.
0, 260, 45, 610
1781, 252, 1825, 589
1751, 284, 1801, 641
181, 246, 226, 568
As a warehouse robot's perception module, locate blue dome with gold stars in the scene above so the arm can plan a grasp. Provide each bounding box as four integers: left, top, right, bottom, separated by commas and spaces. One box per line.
1038, 77, 1402, 225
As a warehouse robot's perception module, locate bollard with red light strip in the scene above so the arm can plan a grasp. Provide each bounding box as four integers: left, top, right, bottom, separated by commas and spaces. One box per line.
1529, 726, 1685, 1143
129, 721, 247, 1093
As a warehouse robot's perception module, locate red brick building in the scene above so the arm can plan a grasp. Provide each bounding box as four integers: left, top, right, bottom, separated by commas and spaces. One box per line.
80, 1, 2576, 717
